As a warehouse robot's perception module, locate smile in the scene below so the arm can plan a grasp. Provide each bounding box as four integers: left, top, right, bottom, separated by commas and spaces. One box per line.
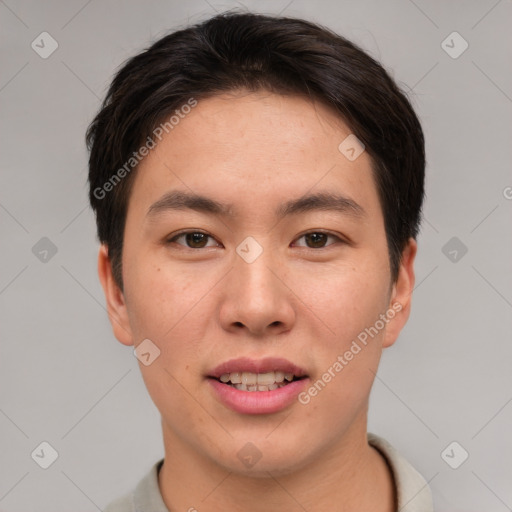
216, 371, 305, 392
207, 357, 309, 414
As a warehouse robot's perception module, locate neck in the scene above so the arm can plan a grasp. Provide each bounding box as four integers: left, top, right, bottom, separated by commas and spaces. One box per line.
158, 414, 396, 512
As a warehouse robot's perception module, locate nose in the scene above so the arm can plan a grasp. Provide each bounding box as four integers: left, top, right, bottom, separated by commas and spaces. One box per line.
219, 244, 296, 337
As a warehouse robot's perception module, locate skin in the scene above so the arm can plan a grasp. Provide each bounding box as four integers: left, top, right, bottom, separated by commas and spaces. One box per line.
98, 90, 417, 511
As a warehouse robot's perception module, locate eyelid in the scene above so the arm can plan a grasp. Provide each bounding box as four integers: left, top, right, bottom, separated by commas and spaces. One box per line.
291, 230, 346, 248
166, 229, 347, 249
166, 229, 222, 247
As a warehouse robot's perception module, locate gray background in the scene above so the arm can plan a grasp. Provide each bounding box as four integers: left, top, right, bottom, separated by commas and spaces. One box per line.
1, 0, 511, 510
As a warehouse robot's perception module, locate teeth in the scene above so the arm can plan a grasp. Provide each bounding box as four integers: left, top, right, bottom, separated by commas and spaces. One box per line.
218, 371, 301, 391
233, 381, 289, 391
241, 372, 257, 385
230, 372, 242, 384
257, 372, 275, 385
219, 372, 242, 384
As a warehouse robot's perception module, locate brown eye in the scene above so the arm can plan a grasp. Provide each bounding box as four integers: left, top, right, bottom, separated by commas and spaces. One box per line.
294, 231, 342, 249
304, 232, 328, 248
167, 231, 218, 249
184, 233, 209, 248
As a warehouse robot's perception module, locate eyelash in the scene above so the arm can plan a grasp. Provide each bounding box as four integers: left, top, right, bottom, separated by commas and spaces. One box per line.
165, 230, 346, 250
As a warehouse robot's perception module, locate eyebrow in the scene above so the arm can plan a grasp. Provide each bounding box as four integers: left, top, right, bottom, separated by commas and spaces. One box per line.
146, 190, 366, 220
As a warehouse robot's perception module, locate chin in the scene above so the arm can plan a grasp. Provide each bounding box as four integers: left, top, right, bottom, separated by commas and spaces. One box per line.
224, 453, 309, 479
208, 434, 319, 479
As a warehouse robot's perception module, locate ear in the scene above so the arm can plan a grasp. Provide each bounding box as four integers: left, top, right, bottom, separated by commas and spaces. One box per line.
382, 237, 417, 349
97, 244, 134, 346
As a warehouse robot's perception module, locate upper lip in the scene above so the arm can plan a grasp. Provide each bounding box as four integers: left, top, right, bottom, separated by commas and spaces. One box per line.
208, 357, 307, 379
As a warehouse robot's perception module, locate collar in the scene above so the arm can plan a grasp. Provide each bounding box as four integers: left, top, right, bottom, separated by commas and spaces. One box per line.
120, 432, 433, 512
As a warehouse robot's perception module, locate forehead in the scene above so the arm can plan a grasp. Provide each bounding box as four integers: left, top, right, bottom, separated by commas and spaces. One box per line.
128, 91, 382, 223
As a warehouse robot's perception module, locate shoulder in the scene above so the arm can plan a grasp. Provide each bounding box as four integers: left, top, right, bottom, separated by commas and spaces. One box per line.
103, 459, 167, 512
367, 432, 434, 512
103, 491, 135, 512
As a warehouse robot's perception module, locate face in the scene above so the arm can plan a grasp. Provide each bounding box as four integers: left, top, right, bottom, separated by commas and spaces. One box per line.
99, 90, 416, 476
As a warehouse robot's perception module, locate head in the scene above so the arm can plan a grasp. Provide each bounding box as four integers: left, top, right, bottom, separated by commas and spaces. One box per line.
87, 12, 424, 476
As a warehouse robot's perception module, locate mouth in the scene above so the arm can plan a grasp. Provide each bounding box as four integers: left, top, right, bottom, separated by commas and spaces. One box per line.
207, 357, 309, 414
210, 371, 307, 392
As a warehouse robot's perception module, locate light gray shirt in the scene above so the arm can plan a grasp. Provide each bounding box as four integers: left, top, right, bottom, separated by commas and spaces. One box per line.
104, 432, 433, 511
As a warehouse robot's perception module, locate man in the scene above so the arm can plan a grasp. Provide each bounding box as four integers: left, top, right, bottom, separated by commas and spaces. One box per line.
87, 11, 433, 511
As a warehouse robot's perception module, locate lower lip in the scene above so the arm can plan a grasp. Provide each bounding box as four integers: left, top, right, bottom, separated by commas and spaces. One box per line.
208, 378, 309, 415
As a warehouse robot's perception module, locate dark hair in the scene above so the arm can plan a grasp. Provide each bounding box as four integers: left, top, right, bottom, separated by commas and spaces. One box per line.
86, 11, 425, 291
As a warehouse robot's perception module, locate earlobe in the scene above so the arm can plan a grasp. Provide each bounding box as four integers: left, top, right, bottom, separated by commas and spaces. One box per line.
382, 238, 417, 349
97, 244, 134, 346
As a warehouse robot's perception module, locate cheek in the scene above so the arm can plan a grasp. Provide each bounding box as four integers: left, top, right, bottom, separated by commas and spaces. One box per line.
124, 257, 223, 374
125, 265, 210, 411
125, 253, 195, 333
289, 254, 389, 340
292, 254, 388, 408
